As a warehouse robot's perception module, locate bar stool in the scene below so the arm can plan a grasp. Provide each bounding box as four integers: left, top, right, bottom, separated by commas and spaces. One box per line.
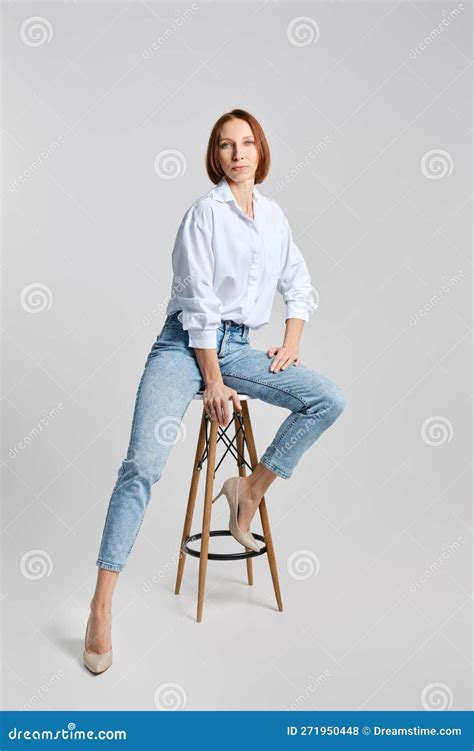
174, 391, 283, 622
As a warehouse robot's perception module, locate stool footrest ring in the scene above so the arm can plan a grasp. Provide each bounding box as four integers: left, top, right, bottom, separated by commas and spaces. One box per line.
182, 530, 267, 560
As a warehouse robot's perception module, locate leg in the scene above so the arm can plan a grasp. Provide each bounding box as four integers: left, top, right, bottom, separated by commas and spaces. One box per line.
88, 334, 203, 650
236, 462, 277, 533
86, 569, 118, 653
96, 342, 203, 573
220, 346, 346, 525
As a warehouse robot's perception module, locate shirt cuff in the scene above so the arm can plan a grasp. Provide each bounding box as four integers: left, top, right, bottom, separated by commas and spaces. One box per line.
187, 328, 218, 349
285, 303, 310, 322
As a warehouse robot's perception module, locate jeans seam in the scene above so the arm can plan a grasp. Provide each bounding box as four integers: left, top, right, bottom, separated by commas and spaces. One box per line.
122, 389, 195, 564
125, 518, 145, 560
97, 463, 125, 551
262, 412, 302, 469
272, 412, 301, 447
96, 559, 123, 572
260, 458, 291, 479
128, 366, 148, 448
96, 365, 148, 571
221, 372, 309, 408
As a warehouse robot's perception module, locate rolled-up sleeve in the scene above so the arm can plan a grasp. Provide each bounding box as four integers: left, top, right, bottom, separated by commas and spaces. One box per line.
171, 201, 221, 349
277, 213, 318, 322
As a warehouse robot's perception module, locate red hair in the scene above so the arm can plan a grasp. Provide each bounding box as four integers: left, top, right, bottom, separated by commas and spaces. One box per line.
205, 109, 271, 184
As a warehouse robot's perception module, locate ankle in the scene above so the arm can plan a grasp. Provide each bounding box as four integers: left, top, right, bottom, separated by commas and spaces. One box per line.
239, 477, 261, 505
90, 599, 112, 615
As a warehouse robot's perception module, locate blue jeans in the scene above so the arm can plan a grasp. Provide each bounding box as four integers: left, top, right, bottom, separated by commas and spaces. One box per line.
96, 312, 346, 572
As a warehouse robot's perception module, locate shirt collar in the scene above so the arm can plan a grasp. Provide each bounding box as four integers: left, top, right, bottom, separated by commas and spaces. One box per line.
209, 175, 262, 205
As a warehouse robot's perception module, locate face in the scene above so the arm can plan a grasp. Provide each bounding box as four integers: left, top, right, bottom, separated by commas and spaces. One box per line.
218, 118, 259, 183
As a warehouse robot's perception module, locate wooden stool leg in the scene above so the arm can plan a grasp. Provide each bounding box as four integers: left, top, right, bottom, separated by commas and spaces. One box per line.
234, 410, 253, 586
175, 411, 207, 595
241, 401, 283, 612
197, 417, 218, 623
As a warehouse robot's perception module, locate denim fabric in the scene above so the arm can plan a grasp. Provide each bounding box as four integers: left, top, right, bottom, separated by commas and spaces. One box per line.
96, 312, 346, 572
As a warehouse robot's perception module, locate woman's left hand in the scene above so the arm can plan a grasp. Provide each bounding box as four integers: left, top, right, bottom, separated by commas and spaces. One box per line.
267, 345, 301, 372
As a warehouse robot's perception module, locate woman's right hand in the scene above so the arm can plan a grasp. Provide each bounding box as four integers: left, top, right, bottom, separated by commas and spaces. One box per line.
203, 380, 242, 427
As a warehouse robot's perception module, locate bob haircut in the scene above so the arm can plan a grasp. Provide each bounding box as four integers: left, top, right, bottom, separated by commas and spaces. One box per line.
205, 109, 271, 185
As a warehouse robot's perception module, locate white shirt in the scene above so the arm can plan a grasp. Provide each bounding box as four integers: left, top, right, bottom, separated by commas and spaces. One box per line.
165, 175, 318, 349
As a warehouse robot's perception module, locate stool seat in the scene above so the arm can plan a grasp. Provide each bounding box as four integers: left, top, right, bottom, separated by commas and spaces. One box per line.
193, 391, 252, 400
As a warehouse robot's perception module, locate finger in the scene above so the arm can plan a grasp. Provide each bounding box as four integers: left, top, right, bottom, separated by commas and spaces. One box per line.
213, 399, 224, 426
232, 393, 242, 413
221, 400, 230, 426
274, 358, 289, 371
270, 356, 284, 372
215, 399, 226, 424
206, 404, 217, 422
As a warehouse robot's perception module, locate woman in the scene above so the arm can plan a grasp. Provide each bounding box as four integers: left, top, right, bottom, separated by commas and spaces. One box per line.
83, 109, 346, 673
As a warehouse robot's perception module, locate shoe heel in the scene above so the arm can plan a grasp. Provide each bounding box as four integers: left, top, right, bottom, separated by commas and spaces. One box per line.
211, 486, 224, 504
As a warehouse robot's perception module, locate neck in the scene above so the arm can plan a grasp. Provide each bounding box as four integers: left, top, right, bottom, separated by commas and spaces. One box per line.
226, 176, 255, 216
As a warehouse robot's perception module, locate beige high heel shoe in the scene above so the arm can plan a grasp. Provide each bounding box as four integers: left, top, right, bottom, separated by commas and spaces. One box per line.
83, 612, 113, 674
212, 476, 260, 553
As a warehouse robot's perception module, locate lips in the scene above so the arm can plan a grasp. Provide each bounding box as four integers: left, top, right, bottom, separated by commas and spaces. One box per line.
232, 165, 247, 170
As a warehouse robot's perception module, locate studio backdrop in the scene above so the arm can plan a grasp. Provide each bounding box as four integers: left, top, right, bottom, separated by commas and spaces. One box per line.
2, 0, 472, 713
